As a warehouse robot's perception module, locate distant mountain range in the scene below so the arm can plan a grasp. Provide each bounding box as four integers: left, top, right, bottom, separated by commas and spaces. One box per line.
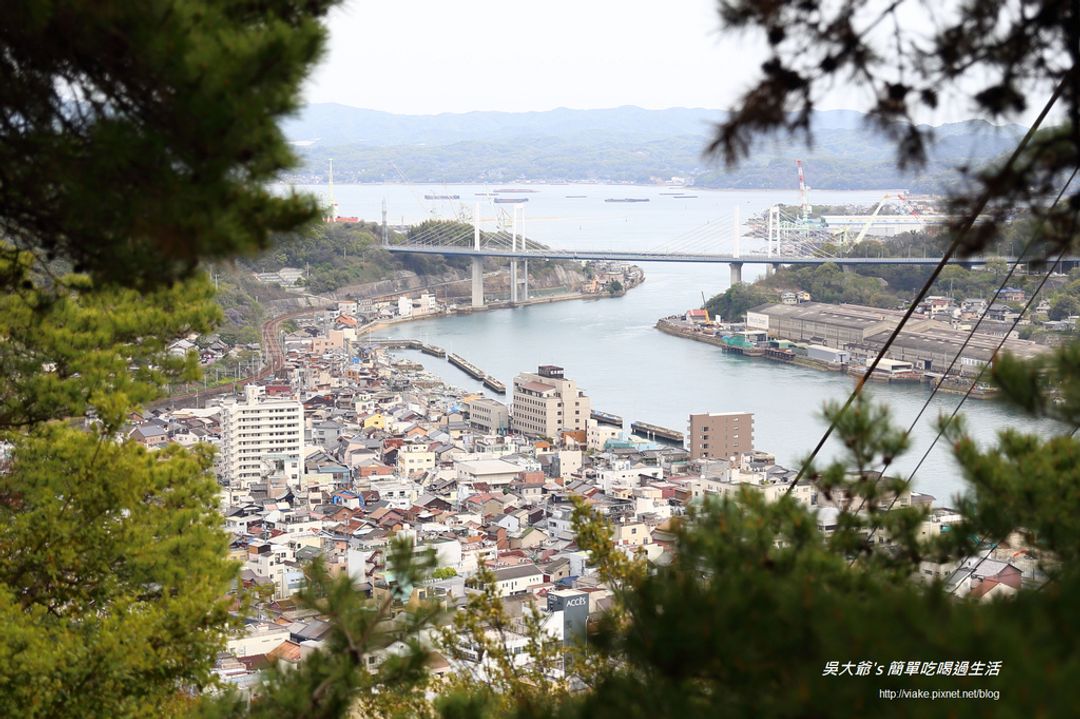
281, 104, 1026, 191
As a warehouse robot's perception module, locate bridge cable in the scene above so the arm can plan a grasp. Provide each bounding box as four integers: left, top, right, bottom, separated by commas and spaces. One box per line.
785, 78, 1066, 495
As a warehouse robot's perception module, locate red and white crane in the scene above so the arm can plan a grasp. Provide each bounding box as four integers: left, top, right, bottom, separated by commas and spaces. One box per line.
795, 159, 811, 221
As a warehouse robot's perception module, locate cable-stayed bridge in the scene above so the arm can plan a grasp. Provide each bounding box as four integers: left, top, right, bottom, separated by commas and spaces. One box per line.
382, 204, 1074, 308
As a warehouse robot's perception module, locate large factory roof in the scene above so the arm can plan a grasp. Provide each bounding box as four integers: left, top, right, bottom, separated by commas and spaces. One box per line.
754, 302, 1048, 362
752, 302, 905, 330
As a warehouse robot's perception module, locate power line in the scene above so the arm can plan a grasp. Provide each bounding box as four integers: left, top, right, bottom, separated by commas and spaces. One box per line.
786, 79, 1066, 495
850, 166, 1079, 562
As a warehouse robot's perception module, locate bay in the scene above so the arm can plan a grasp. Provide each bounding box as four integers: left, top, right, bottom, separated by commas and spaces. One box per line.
295, 182, 1066, 504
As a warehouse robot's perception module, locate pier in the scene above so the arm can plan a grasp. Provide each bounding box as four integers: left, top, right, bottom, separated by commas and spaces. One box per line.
630, 421, 685, 446
447, 353, 485, 380
482, 376, 506, 394
591, 410, 624, 428
447, 353, 506, 393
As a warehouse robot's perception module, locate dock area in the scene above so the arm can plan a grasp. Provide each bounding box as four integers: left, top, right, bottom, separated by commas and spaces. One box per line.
630, 420, 684, 446
447, 353, 506, 394
482, 376, 506, 394
448, 353, 485, 380
591, 410, 624, 428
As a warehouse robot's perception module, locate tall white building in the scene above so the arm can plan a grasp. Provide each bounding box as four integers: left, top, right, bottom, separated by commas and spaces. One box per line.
511, 365, 591, 438
220, 385, 304, 488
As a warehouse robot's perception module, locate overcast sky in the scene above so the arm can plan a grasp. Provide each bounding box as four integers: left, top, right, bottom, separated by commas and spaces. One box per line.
303, 0, 1046, 125
304, 1, 775, 114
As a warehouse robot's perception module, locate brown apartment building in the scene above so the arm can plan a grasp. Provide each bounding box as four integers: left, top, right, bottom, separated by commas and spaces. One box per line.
688, 412, 754, 460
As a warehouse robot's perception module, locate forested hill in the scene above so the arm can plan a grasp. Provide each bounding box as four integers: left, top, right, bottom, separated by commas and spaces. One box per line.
281, 104, 1024, 192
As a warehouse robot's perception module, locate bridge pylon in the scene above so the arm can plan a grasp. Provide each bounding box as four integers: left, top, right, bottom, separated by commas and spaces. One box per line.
472, 203, 485, 308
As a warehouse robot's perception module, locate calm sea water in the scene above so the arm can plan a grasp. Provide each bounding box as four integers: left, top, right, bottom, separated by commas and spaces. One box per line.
291, 183, 1066, 504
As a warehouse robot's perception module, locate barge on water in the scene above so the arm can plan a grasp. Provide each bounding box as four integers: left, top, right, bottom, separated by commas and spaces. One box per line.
630, 421, 684, 446
447, 353, 485, 381
420, 343, 446, 358
591, 410, 624, 428
482, 376, 506, 394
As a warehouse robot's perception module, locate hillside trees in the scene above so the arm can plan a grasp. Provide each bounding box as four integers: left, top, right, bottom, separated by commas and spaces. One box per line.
0, 0, 335, 715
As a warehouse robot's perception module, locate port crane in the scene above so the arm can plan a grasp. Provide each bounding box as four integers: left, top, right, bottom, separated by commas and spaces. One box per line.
847, 192, 924, 245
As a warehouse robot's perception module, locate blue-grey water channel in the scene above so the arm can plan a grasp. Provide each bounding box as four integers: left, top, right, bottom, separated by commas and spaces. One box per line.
292, 182, 1066, 504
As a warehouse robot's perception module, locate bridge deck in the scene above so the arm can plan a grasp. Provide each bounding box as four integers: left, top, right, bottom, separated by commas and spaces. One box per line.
385, 245, 1071, 266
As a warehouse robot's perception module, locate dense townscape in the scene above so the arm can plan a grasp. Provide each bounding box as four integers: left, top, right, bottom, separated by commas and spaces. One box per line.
125, 302, 1047, 696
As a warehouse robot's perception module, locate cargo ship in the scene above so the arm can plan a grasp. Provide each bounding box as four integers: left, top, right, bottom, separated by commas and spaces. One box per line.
605, 198, 650, 203
494, 197, 528, 204
566, 195, 588, 198
494, 188, 538, 193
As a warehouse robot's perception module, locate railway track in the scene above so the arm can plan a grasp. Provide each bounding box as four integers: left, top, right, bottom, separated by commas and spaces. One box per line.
149, 306, 325, 408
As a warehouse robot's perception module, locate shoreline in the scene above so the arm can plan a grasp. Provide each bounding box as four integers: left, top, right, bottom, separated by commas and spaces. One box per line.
654, 318, 1000, 399
357, 284, 642, 338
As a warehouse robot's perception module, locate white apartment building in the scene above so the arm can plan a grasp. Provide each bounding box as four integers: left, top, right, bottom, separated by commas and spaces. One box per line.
219, 385, 304, 488
511, 365, 591, 438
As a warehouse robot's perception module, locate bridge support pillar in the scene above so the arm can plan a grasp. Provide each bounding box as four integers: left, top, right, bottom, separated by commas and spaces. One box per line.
523, 260, 529, 302
729, 262, 743, 286
510, 260, 519, 304
471, 257, 484, 308
842, 264, 855, 274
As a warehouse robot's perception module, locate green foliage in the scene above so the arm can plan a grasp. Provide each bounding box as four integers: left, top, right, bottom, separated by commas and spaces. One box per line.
203, 539, 440, 719
498, 392, 1080, 719
0, 425, 236, 718
761, 262, 894, 307
248, 221, 472, 294
432, 567, 459, 580
438, 566, 582, 719
704, 283, 775, 321
0, 0, 334, 289
605, 279, 624, 295
0, 1, 336, 715
0, 250, 221, 432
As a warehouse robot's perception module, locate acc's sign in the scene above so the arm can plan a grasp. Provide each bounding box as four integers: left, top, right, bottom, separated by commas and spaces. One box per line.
564, 596, 587, 608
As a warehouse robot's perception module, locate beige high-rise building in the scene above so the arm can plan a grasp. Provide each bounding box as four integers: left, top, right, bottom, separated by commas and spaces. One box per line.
220, 385, 305, 488
512, 365, 591, 438
688, 412, 754, 460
